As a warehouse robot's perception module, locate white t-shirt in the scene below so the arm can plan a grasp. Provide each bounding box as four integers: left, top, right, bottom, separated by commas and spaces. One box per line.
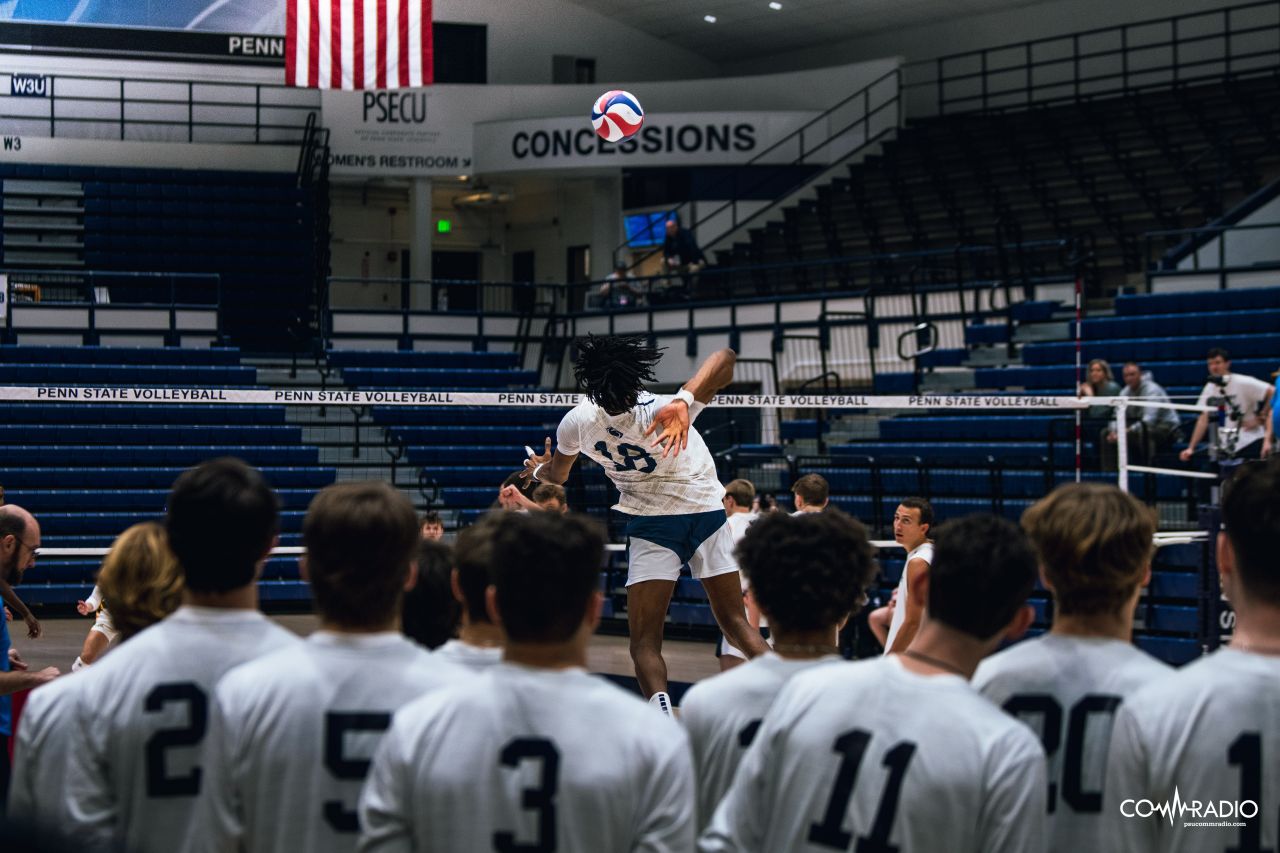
700, 655, 1047, 853
972, 634, 1172, 853
62, 606, 299, 853
359, 662, 696, 852
433, 638, 503, 672
1105, 648, 1280, 853
556, 392, 724, 516
682, 652, 841, 829
1196, 373, 1272, 450
884, 541, 934, 653
8, 672, 86, 825
191, 631, 470, 853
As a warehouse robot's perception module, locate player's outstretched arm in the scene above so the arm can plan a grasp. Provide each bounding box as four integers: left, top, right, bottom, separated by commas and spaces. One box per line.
646, 349, 737, 458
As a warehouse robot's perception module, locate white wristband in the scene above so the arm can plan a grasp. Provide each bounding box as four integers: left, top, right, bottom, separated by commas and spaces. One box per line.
674, 388, 695, 407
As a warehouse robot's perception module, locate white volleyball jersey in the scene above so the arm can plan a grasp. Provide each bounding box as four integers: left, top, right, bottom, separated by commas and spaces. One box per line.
883, 542, 934, 653
359, 662, 696, 853
699, 656, 1048, 853
1196, 373, 1272, 449
724, 510, 767, 629
1105, 648, 1280, 853
972, 634, 1172, 853
682, 652, 841, 830
190, 631, 470, 853
62, 606, 298, 853
556, 392, 724, 516
433, 638, 503, 672
8, 671, 85, 823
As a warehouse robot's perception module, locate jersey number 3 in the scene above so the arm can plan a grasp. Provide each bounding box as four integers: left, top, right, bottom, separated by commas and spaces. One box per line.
594, 441, 657, 474
494, 738, 560, 853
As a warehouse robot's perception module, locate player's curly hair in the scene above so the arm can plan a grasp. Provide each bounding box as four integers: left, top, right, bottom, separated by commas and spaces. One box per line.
96, 522, 184, 641
736, 509, 878, 632
572, 334, 664, 415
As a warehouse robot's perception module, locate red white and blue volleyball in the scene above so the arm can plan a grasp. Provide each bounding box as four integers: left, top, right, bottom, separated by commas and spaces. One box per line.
591, 90, 644, 142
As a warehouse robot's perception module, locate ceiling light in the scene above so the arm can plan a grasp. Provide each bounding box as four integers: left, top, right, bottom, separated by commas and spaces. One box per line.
769, 2, 782, 8
704, 14, 717, 23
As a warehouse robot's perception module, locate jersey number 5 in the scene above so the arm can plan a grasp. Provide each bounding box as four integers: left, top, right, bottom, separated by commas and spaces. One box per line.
494, 738, 560, 853
323, 711, 393, 832
594, 441, 657, 474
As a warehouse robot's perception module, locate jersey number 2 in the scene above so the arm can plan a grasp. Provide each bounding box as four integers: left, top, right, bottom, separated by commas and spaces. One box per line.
594, 441, 657, 474
494, 738, 560, 853
144, 682, 208, 798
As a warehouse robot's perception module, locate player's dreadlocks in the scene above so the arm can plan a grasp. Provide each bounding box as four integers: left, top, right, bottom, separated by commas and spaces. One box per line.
573, 334, 664, 415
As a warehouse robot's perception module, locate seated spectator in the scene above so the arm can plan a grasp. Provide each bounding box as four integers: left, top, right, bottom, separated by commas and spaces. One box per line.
1079, 359, 1120, 463
1103, 361, 1182, 470
588, 261, 641, 310
657, 218, 705, 302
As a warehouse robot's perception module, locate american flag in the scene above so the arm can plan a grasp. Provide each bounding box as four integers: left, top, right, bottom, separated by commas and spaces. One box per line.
286, 0, 433, 89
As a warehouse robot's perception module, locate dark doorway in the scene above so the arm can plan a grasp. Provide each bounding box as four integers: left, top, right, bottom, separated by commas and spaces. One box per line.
433, 250, 481, 311
512, 250, 536, 314
566, 244, 590, 312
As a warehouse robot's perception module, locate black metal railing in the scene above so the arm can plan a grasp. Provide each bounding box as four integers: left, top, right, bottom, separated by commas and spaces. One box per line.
902, 0, 1280, 115
1, 268, 222, 345
0, 71, 319, 144
616, 67, 902, 264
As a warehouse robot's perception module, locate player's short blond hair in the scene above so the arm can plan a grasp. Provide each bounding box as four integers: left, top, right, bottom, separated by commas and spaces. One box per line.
1020, 483, 1155, 616
97, 522, 184, 641
724, 479, 755, 509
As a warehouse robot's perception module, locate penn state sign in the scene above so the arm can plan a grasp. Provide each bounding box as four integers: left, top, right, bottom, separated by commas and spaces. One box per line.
10, 75, 48, 98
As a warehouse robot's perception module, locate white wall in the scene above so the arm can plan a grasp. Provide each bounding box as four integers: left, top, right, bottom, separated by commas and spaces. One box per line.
1178, 193, 1280, 271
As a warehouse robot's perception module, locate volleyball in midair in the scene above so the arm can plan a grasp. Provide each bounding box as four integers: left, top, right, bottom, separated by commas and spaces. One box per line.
591, 90, 644, 142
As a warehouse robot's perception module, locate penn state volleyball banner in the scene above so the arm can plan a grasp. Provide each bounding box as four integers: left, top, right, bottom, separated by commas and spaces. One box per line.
287, 0, 433, 89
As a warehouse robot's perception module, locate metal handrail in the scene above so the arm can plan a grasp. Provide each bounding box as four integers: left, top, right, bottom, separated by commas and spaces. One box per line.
615, 66, 902, 264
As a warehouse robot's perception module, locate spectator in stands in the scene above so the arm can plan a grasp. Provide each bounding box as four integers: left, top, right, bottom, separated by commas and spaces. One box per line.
659, 218, 706, 301
0, 505, 59, 809
1080, 359, 1120, 463
532, 483, 569, 513
419, 510, 444, 541
0, 505, 41, 641
402, 539, 459, 650
790, 473, 829, 513
1180, 348, 1274, 465
1103, 361, 1182, 470
10, 522, 183, 832
589, 260, 640, 310
433, 515, 503, 671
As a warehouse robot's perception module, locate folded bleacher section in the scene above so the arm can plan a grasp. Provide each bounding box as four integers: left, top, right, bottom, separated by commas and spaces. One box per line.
0, 164, 314, 352
0, 344, 336, 607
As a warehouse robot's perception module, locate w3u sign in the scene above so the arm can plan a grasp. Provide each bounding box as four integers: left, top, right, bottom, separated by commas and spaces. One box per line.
10, 74, 48, 98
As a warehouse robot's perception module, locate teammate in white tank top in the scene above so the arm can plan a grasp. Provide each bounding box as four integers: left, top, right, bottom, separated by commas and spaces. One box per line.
523, 335, 768, 697
973, 483, 1171, 853
875, 498, 934, 654
1106, 458, 1280, 853
717, 478, 767, 669
682, 510, 878, 830
61, 460, 298, 853
359, 511, 696, 853
700, 514, 1048, 853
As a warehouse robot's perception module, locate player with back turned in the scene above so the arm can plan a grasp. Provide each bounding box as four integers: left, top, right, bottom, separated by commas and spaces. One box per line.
523, 335, 769, 699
